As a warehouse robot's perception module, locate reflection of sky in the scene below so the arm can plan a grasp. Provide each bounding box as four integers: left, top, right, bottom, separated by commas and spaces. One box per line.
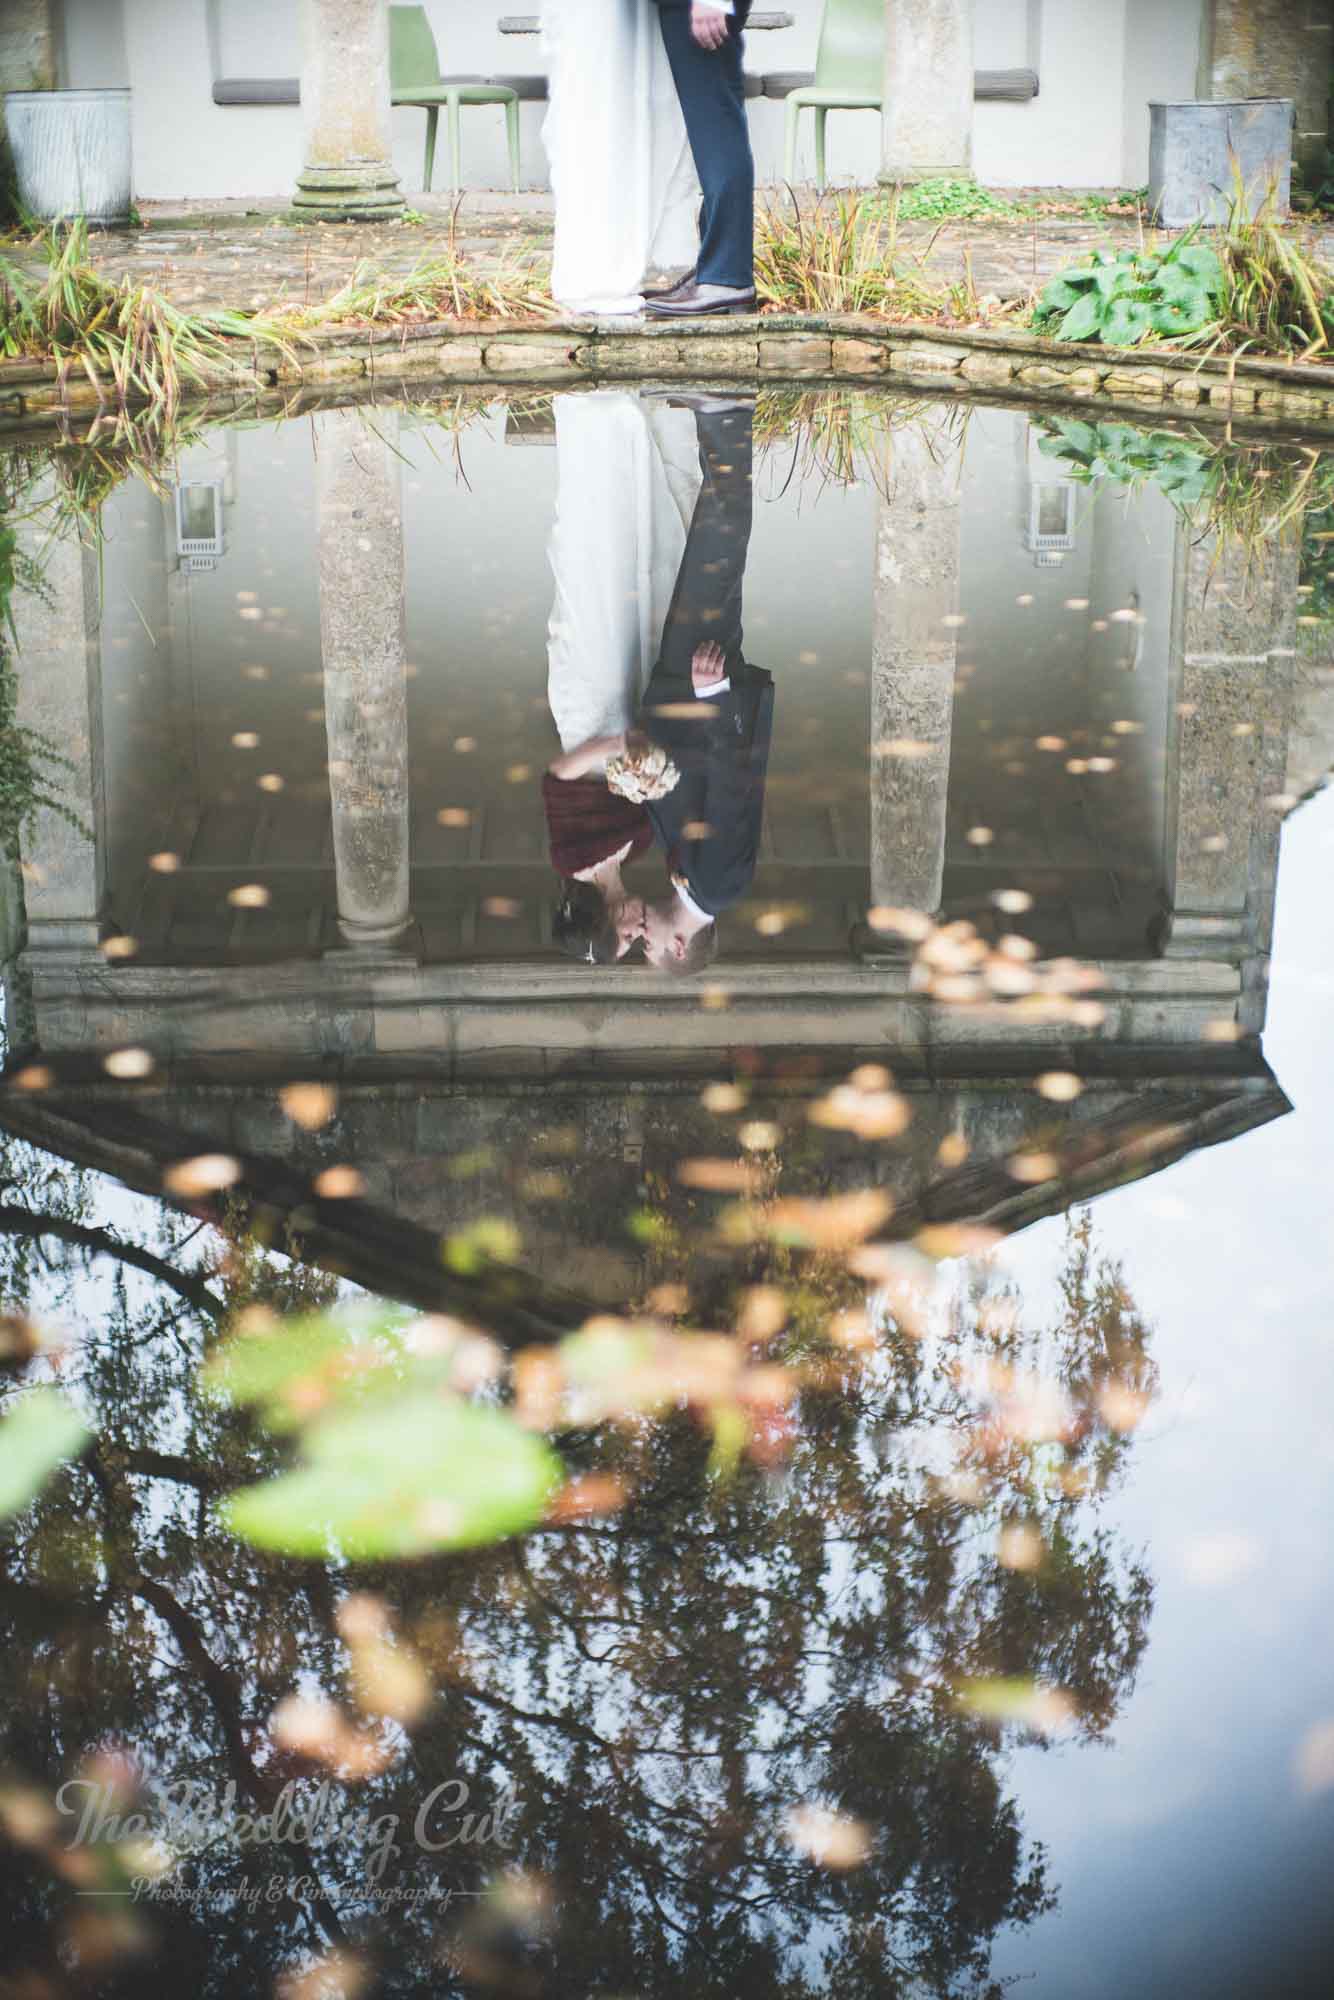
992, 786, 1334, 1999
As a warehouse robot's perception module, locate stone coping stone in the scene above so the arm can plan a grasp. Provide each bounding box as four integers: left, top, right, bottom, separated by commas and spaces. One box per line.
4, 313, 1334, 435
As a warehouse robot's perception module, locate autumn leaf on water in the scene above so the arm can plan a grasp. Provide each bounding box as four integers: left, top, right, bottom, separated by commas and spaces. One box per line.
786, 1804, 873, 1869
763, 1190, 894, 1250
955, 1677, 1076, 1734
676, 1157, 767, 1195
0, 1389, 91, 1521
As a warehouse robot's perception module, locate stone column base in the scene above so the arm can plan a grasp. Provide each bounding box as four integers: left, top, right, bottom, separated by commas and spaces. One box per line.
291, 163, 405, 223
877, 165, 974, 186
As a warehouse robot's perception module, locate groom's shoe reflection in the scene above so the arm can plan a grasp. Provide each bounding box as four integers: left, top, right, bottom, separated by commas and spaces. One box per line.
639, 401, 774, 973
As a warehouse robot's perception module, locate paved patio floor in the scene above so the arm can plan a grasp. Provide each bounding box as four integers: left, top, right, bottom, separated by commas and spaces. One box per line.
19, 189, 1322, 319
4, 189, 1330, 326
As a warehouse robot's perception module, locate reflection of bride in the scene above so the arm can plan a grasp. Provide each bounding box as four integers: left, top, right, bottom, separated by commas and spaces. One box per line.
542, 0, 699, 315
543, 391, 701, 962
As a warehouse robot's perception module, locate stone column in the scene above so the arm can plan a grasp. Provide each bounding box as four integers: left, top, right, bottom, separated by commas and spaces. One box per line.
859, 416, 963, 956
7, 485, 103, 959
1, 0, 56, 194
316, 410, 412, 949
1201, 0, 1333, 176
1160, 519, 1300, 986
291, 0, 404, 222
0, 0, 56, 93
879, 0, 976, 184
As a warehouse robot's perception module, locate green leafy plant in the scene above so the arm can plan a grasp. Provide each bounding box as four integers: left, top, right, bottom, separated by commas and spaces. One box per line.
1033, 234, 1224, 346
893, 177, 1029, 223
1035, 417, 1216, 510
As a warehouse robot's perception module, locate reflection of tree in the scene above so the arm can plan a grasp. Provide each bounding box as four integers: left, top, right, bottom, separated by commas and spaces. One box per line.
0, 1126, 1155, 1998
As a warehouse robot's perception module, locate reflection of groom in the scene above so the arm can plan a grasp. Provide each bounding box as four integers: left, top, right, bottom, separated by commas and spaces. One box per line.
639, 402, 773, 972
647, 2, 756, 317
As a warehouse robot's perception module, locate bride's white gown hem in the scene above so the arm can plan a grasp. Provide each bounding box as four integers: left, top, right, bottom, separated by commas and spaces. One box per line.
542, 0, 699, 317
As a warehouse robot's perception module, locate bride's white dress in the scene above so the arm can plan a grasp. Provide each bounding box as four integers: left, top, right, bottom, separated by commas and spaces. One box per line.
547, 391, 702, 753
542, 0, 700, 315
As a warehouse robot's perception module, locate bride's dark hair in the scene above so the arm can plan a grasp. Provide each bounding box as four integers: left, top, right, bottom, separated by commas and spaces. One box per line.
552, 880, 621, 965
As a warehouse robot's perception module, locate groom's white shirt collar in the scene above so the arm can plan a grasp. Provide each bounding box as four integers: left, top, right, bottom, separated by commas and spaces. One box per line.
696, 2, 736, 11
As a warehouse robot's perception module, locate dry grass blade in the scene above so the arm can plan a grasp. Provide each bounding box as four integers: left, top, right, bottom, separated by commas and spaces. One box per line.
0, 218, 274, 413
1208, 180, 1332, 361
754, 190, 1022, 329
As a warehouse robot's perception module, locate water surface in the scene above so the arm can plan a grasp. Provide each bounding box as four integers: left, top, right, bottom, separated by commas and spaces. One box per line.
0, 383, 1330, 1999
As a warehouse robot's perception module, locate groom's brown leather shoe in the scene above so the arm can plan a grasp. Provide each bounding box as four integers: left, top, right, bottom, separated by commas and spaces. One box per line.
645, 282, 756, 318
643, 269, 697, 302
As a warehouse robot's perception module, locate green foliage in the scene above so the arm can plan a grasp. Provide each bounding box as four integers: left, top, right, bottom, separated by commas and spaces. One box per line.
220, 1398, 562, 1560
1301, 501, 1334, 627
1292, 147, 1334, 217
208, 1305, 562, 1559
0, 513, 89, 858
0, 1387, 90, 1519
1033, 235, 1224, 347
1035, 417, 1216, 511
894, 178, 1027, 223
1213, 195, 1332, 358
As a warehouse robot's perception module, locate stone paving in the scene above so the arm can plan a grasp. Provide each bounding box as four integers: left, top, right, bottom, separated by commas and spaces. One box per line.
25, 189, 1330, 319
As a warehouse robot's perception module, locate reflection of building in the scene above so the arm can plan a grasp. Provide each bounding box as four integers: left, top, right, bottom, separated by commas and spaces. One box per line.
1, 395, 1321, 1306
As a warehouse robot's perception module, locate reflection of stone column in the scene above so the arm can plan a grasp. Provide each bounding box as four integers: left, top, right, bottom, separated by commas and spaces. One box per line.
292, 0, 404, 222
9, 485, 103, 958
316, 410, 412, 949
1161, 519, 1299, 977
880, 0, 976, 183
861, 419, 963, 951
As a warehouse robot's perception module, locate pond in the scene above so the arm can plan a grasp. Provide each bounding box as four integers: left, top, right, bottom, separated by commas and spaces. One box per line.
0, 383, 1331, 1999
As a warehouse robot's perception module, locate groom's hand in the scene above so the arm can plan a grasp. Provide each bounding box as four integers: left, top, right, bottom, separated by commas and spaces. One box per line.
691, 2, 731, 51
692, 641, 727, 692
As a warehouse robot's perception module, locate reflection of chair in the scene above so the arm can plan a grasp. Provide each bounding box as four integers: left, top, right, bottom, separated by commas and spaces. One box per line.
390, 5, 520, 195
782, 0, 884, 191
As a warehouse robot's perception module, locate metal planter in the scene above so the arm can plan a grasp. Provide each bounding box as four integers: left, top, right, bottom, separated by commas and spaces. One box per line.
1148, 98, 1294, 229
4, 87, 133, 226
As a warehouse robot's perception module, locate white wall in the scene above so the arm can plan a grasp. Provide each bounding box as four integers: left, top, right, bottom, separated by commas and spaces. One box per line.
56, 0, 129, 88
71, 0, 1209, 201
1121, 0, 1206, 188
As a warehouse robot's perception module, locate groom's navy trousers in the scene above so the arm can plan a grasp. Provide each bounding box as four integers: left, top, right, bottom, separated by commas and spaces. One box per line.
654, 2, 755, 289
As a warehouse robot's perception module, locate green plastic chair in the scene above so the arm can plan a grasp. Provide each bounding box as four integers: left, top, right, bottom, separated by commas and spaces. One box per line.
390, 5, 520, 196
783, 0, 884, 191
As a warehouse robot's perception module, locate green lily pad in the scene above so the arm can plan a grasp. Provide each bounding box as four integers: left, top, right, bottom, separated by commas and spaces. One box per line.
203, 1306, 418, 1431
1038, 270, 1097, 312
1100, 295, 1157, 346
1166, 243, 1224, 293
0, 1389, 91, 1520
221, 1399, 562, 1560
1055, 293, 1104, 343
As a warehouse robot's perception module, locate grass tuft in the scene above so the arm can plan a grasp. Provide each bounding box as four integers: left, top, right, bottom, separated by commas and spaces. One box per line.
1212, 194, 1332, 360
754, 192, 1021, 325
0, 217, 263, 413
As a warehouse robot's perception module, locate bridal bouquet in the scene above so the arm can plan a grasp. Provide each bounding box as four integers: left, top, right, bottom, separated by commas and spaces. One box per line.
605, 740, 680, 804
